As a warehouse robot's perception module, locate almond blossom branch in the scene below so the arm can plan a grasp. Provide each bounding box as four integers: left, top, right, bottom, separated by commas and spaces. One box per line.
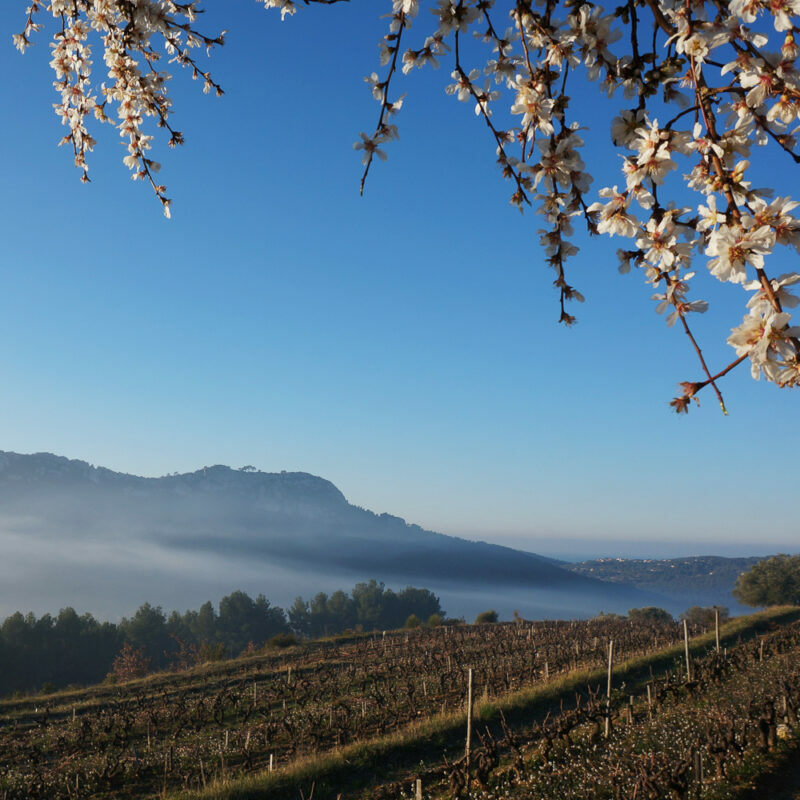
678, 312, 728, 413
671, 353, 748, 413
686, 55, 798, 349
453, 29, 531, 208
357, 10, 407, 195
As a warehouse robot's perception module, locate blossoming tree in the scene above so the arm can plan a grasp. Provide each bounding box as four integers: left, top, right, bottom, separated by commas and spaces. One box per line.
13, 0, 800, 410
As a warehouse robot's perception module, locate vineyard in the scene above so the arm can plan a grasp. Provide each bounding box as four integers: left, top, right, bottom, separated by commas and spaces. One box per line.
0, 608, 797, 800
397, 615, 800, 800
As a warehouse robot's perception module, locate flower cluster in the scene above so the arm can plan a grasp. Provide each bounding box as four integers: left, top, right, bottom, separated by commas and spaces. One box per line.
17, 0, 227, 218
16, 0, 800, 408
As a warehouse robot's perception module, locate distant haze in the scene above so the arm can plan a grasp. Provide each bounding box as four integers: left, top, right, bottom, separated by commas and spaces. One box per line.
0, 450, 688, 623
482, 534, 786, 563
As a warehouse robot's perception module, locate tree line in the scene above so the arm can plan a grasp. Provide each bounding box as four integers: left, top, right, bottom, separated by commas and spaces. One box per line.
0, 580, 444, 697
2, 555, 794, 698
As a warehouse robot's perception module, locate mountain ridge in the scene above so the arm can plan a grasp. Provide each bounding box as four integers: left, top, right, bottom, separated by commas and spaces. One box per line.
0, 451, 347, 507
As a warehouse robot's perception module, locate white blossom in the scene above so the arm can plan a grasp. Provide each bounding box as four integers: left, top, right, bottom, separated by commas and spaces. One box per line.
706, 224, 775, 283
587, 186, 638, 237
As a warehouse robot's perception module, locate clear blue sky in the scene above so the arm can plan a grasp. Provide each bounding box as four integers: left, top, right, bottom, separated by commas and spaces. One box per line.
1, 2, 797, 560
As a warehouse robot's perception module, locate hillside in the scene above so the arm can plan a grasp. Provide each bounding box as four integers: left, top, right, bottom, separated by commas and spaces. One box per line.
1, 608, 797, 800
564, 555, 767, 611
0, 451, 661, 620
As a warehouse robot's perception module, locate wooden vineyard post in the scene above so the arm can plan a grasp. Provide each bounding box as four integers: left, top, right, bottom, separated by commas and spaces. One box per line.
646, 684, 652, 717
269, 753, 274, 772
715, 607, 721, 654
683, 620, 692, 681
693, 750, 703, 799
759, 638, 764, 662
465, 667, 473, 769
415, 778, 423, 800
605, 640, 613, 738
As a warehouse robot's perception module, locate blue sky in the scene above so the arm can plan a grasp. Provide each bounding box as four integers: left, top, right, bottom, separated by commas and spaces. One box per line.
1, 1, 797, 561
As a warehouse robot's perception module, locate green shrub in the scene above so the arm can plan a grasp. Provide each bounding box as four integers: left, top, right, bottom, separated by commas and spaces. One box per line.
267, 632, 299, 649
475, 609, 498, 624
593, 611, 625, 621
628, 607, 674, 624
734, 554, 800, 607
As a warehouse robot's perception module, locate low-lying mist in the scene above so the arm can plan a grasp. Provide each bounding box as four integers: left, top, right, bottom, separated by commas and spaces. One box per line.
0, 512, 681, 623
0, 453, 706, 624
